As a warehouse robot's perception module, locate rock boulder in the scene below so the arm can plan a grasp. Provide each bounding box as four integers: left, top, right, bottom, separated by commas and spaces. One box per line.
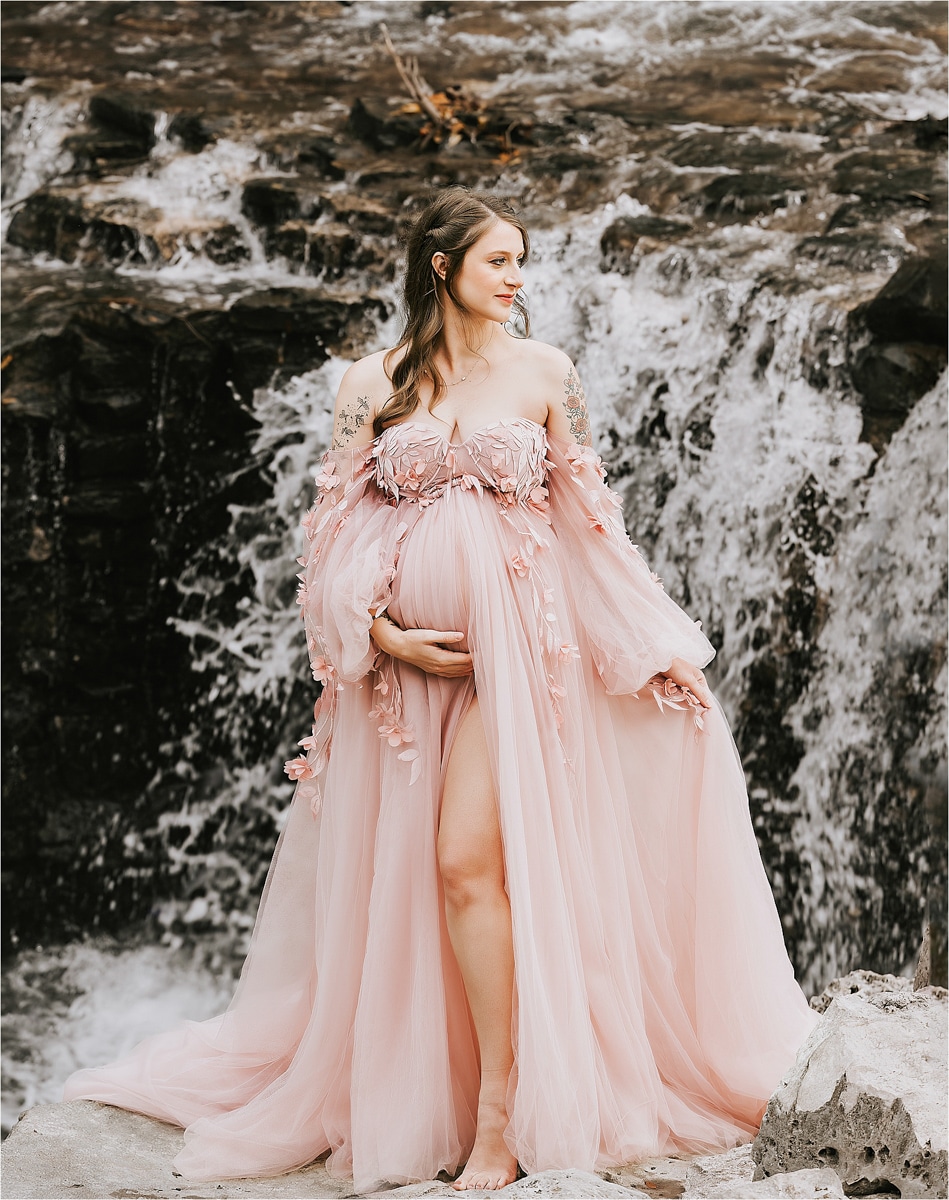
809, 966, 947, 1014
753, 987, 948, 1198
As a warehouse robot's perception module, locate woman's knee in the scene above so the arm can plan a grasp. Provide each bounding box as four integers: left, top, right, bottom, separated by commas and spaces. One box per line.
438, 838, 504, 909
438, 694, 505, 908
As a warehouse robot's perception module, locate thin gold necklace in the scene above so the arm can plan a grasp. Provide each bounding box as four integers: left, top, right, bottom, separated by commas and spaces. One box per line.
446, 360, 480, 386
444, 330, 496, 385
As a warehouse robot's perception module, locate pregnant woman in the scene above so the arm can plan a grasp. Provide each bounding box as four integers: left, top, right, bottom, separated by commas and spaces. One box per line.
65, 187, 818, 1193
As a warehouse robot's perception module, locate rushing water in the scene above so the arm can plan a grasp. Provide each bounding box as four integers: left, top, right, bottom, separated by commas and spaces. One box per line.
1, 939, 234, 1134
1, 0, 945, 1133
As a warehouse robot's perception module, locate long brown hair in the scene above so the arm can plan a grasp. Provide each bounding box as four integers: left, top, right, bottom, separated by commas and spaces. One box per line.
374, 187, 531, 436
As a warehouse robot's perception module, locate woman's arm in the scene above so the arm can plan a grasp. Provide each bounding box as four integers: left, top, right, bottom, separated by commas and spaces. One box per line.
329, 357, 383, 450
544, 351, 712, 708
543, 350, 594, 447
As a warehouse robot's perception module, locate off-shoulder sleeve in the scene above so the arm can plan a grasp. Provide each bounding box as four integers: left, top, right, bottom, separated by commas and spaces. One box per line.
545, 429, 715, 695
295, 444, 400, 687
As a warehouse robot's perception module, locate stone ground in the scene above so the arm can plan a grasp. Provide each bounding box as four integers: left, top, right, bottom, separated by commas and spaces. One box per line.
0, 1100, 758, 1200
2, 1100, 919, 1198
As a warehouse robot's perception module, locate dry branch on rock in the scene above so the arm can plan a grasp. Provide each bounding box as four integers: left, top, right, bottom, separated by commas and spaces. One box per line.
379, 22, 525, 161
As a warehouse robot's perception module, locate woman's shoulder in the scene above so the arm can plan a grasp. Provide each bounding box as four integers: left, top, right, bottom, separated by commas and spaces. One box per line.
341, 347, 396, 389
507, 335, 575, 377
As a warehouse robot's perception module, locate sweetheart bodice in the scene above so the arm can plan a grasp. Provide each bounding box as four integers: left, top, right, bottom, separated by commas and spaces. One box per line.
370, 418, 551, 509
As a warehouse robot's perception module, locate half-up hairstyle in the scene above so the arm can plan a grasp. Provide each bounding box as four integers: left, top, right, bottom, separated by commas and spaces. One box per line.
375, 187, 530, 436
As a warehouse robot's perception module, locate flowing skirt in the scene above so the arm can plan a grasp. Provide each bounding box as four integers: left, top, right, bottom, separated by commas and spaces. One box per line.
65, 433, 818, 1192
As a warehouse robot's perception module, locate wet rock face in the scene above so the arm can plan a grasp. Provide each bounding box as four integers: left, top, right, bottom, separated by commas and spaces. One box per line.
2, 280, 385, 946
600, 216, 693, 272
851, 252, 948, 450
753, 987, 949, 1199
7, 191, 162, 266
0, 1, 946, 983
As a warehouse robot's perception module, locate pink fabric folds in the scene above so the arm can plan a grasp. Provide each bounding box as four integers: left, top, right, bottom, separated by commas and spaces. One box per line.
64, 417, 818, 1193
542, 434, 715, 695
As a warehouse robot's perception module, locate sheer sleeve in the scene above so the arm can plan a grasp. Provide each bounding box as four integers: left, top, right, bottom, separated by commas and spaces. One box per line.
285, 444, 401, 814
544, 429, 716, 696
296, 444, 399, 686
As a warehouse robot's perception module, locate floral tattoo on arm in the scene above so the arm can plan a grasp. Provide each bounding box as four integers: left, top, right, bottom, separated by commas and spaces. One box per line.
331, 394, 371, 449
562, 366, 592, 445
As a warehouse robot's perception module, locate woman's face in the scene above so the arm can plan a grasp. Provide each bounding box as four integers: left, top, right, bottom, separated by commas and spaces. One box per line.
435, 219, 525, 322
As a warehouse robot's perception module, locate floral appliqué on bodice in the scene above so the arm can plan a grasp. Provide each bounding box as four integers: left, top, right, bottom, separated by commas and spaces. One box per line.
371, 418, 552, 511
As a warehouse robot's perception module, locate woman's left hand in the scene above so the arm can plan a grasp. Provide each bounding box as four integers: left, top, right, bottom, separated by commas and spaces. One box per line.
663, 657, 713, 709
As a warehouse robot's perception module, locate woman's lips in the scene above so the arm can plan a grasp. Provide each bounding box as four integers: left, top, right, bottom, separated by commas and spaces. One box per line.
496, 295, 514, 303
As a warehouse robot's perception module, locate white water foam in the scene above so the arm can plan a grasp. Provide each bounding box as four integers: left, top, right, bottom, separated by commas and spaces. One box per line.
1, 940, 233, 1135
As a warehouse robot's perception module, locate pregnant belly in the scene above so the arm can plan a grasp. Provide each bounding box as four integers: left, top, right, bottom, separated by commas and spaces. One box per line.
386, 493, 471, 651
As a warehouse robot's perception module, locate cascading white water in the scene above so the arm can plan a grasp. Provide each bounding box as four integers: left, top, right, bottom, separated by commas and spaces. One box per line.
1, 940, 233, 1135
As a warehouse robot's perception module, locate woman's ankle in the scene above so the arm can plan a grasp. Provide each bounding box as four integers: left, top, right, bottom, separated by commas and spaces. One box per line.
477, 1065, 512, 1103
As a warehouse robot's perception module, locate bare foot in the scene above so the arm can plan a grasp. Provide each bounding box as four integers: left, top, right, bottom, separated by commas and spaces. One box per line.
452, 1074, 518, 1191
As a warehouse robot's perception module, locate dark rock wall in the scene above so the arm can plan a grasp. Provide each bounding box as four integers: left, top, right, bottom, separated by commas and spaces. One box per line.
3, 284, 383, 945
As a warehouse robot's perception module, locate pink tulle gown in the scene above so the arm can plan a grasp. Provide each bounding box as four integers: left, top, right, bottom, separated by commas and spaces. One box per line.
64, 417, 818, 1192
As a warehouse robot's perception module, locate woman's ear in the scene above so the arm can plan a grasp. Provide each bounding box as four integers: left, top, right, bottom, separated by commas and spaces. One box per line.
431, 252, 447, 280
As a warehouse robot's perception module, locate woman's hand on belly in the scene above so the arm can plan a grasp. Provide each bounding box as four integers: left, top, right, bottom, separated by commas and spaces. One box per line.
371, 616, 473, 677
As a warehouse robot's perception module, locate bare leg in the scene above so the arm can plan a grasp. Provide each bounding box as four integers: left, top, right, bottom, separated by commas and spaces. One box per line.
438, 695, 518, 1192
